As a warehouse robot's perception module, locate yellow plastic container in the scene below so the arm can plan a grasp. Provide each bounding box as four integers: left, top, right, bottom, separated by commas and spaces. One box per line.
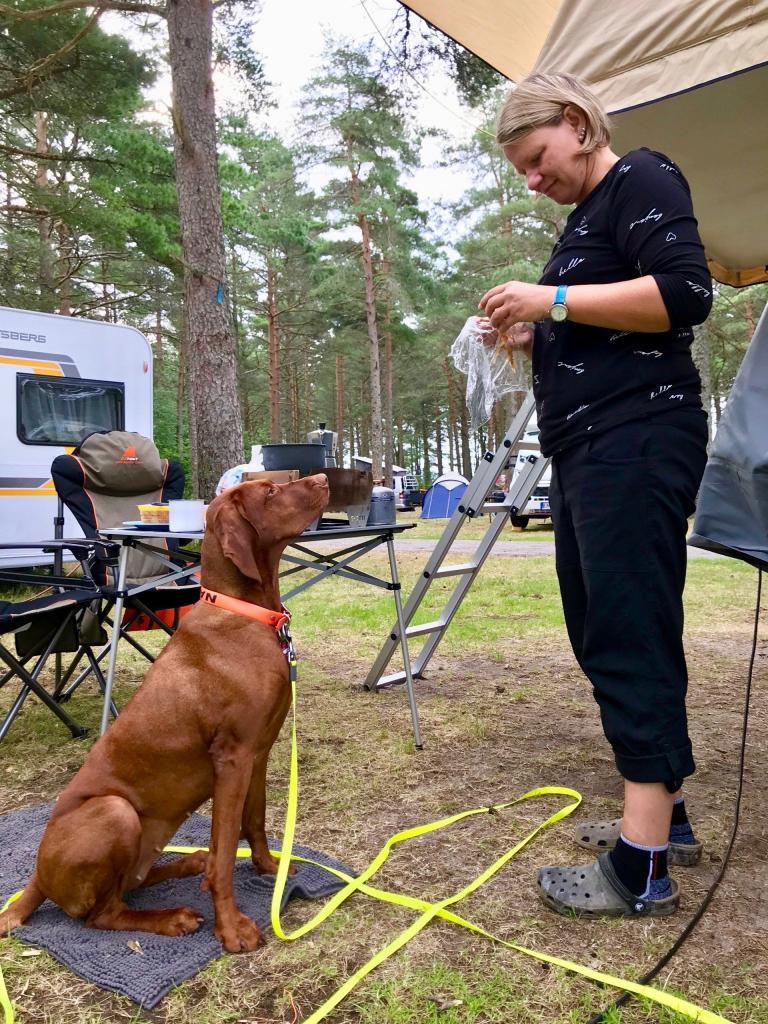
136, 503, 169, 524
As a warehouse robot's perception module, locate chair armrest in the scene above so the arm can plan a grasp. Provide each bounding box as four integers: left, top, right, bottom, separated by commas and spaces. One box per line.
0, 539, 119, 558
0, 539, 119, 592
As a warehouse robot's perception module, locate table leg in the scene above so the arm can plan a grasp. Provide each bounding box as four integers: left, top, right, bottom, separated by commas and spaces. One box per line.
385, 536, 423, 751
100, 543, 129, 735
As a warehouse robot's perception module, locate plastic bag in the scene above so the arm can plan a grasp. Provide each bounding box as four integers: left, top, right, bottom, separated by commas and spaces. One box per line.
449, 316, 529, 429
215, 464, 249, 495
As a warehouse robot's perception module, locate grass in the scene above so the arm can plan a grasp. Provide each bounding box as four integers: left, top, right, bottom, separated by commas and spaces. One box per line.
0, 546, 766, 1024
396, 510, 554, 542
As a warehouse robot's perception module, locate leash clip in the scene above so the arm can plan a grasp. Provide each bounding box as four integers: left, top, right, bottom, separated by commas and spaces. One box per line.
278, 620, 297, 681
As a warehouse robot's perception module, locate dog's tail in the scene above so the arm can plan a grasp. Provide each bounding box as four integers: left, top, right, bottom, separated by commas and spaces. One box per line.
0, 872, 45, 933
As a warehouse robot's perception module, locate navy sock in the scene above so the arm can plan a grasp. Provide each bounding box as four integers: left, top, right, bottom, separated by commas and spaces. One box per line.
609, 834, 671, 900
669, 797, 697, 845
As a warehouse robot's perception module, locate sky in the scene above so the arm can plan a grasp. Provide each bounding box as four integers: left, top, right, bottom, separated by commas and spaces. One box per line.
106, 1, 494, 213
255, 0, 476, 138
250, 0, 489, 218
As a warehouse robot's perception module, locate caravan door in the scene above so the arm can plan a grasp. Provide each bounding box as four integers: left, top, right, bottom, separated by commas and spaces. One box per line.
0, 307, 153, 567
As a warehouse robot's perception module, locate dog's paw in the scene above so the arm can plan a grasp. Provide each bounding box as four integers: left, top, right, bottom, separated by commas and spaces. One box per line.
161, 907, 204, 936
251, 852, 295, 877
216, 911, 264, 952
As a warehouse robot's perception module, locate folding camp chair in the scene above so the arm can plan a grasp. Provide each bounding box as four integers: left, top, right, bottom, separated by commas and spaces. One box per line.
0, 538, 117, 741
50, 431, 200, 714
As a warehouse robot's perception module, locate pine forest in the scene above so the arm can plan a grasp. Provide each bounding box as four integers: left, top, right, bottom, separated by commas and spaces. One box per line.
1, 2, 764, 497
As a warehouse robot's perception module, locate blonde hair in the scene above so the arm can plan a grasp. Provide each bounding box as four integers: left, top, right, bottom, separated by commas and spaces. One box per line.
496, 73, 611, 153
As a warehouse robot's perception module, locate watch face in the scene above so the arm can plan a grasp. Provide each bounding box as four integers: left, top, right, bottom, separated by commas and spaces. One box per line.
550, 303, 568, 322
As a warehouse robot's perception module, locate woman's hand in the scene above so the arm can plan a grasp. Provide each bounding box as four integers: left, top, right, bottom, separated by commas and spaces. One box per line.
477, 318, 534, 359
479, 281, 553, 332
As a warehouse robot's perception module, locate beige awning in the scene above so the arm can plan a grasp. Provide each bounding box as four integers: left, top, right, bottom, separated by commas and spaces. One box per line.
400, 0, 768, 285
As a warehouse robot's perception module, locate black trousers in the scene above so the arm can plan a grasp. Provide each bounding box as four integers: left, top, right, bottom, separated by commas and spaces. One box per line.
549, 411, 708, 787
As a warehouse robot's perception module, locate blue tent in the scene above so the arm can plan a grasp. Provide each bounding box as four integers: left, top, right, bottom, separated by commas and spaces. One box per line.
420, 473, 469, 518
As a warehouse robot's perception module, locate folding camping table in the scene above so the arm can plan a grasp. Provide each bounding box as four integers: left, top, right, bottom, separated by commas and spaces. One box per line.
99, 521, 423, 748
279, 521, 422, 748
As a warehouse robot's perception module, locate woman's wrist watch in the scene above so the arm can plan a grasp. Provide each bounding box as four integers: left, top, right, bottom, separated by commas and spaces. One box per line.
549, 284, 569, 322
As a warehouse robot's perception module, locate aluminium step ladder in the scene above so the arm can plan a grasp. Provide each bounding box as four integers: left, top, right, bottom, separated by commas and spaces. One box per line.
364, 390, 551, 694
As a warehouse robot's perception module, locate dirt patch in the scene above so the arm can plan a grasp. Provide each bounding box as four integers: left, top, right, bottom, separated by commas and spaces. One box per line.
0, 603, 766, 1022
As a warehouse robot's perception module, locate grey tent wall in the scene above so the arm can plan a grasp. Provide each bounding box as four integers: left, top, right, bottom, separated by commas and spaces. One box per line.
689, 304, 768, 568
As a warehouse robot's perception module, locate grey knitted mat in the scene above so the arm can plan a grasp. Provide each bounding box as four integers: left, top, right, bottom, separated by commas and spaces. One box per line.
0, 803, 353, 1009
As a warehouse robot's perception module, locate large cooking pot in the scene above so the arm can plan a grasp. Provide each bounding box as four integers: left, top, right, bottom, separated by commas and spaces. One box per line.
260, 443, 326, 477
323, 467, 373, 511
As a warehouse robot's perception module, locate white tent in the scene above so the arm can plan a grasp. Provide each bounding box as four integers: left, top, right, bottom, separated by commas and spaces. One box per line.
399, 0, 768, 286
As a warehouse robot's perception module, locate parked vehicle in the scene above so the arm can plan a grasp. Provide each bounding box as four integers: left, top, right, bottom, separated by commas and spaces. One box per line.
509, 427, 551, 529
352, 457, 421, 511
393, 470, 421, 511
0, 306, 153, 567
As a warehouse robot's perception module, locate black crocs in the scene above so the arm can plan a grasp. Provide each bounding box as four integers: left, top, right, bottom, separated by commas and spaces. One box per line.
574, 818, 703, 867
538, 852, 679, 918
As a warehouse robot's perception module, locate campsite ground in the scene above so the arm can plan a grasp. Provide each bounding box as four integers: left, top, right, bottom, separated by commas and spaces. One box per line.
0, 546, 766, 1024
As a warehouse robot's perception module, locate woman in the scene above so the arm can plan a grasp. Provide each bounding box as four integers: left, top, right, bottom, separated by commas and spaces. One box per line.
479, 74, 711, 918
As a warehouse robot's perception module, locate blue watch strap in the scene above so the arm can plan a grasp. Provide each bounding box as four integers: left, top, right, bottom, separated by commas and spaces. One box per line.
554, 284, 568, 305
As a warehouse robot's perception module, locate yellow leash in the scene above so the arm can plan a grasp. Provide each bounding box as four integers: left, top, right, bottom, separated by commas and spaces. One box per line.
0, 666, 734, 1024
263, 669, 734, 1024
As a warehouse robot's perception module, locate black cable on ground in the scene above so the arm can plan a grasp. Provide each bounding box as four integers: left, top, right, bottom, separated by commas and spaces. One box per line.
585, 567, 763, 1024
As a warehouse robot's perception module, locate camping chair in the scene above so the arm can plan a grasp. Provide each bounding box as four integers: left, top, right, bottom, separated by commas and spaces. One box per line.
50, 431, 200, 713
0, 538, 117, 742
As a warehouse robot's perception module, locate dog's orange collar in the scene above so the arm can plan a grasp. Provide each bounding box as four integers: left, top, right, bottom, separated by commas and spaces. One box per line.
199, 587, 290, 632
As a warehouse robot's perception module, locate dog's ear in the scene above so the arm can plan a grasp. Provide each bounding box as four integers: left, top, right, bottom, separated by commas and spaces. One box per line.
232, 480, 272, 534
207, 496, 262, 582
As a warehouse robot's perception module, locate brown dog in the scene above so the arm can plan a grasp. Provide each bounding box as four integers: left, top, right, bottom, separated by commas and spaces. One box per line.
0, 474, 329, 952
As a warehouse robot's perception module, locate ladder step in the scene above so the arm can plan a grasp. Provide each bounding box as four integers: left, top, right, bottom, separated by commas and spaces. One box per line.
405, 619, 445, 638
433, 562, 479, 578
375, 670, 407, 687
480, 503, 510, 513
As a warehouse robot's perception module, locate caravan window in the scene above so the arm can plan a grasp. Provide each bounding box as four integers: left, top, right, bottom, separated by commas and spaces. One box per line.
17, 374, 125, 446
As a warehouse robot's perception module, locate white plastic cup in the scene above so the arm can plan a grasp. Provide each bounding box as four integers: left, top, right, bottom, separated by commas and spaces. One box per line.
169, 499, 205, 533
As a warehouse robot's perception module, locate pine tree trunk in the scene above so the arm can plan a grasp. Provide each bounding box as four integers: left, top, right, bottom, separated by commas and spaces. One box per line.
155, 302, 164, 368
57, 221, 71, 316
4, 164, 14, 275
335, 353, 345, 466
421, 412, 430, 484
381, 256, 394, 486
691, 322, 712, 441
360, 378, 370, 460
348, 160, 383, 478
459, 403, 471, 480
444, 357, 457, 472
302, 348, 311, 438
177, 315, 192, 485
101, 261, 111, 322
266, 264, 280, 442
35, 112, 55, 313
435, 415, 444, 476
290, 366, 300, 441
167, 0, 243, 498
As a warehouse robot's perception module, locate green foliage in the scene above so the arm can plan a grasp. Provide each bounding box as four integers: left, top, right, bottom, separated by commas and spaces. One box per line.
0, 10, 764, 480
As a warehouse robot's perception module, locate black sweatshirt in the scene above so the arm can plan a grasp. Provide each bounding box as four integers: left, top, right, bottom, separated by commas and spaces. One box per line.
532, 148, 712, 457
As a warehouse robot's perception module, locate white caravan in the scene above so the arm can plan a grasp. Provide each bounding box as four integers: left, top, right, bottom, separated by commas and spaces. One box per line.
0, 306, 153, 567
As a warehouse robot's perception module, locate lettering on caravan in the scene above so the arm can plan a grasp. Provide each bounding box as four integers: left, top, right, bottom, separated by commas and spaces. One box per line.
0, 329, 46, 343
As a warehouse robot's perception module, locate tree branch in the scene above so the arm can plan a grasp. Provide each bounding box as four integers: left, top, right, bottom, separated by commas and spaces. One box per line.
0, 0, 165, 20
0, 204, 51, 217
0, 6, 102, 99
0, 143, 120, 166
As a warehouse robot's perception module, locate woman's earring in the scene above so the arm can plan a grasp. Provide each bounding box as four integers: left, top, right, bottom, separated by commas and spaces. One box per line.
578, 128, 586, 143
